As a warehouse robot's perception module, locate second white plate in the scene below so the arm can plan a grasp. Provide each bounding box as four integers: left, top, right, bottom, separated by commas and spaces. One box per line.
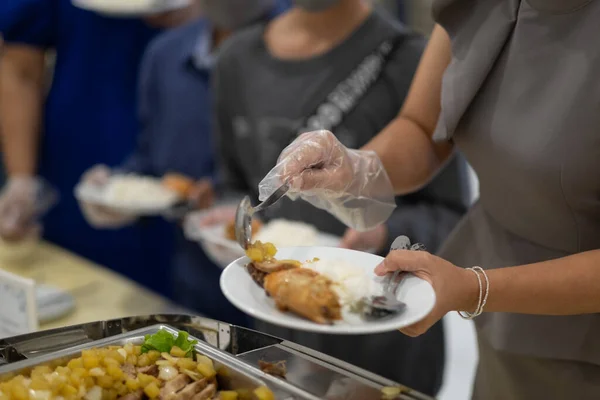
220, 246, 436, 335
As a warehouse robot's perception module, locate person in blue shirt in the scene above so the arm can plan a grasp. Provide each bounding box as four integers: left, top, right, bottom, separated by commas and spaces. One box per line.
0, 1, 199, 296
76, 0, 288, 325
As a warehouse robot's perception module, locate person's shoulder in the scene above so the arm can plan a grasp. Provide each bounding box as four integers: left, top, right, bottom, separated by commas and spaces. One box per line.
216, 23, 265, 66
144, 18, 207, 61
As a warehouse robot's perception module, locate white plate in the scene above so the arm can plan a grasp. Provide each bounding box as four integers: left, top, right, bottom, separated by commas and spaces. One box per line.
184, 214, 342, 268
220, 247, 436, 334
36, 285, 76, 324
74, 177, 179, 216
72, 0, 191, 17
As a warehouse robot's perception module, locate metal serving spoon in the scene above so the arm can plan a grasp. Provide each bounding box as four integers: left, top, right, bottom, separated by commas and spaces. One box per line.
234, 183, 290, 249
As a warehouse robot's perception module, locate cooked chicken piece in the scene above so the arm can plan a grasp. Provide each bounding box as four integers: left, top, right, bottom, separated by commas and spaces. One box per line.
190, 383, 216, 400
137, 364, 159, 377
246, 263, 269, 288
259, 360, 287, 378
264, 268, 342, 324
118, 389, 143, 400
250, 259, 301, 273
160, 374, 192, 399
172, 379, 208, 400
121, 363, 137, 379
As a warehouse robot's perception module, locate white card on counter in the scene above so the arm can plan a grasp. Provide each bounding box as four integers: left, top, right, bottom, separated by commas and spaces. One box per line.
0, 269, 38, 339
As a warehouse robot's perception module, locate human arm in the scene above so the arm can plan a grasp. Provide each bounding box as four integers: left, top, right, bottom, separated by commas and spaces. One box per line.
362, 24, 454, 194
376, 249, 600, 337
0, 44, 45, 176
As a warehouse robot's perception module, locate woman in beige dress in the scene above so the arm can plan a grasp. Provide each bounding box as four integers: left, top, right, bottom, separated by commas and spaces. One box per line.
258, 0, 600, 398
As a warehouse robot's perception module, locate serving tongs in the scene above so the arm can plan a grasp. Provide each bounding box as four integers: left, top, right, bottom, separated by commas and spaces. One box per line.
234, 183, 290, 249
360, 236, 426, 320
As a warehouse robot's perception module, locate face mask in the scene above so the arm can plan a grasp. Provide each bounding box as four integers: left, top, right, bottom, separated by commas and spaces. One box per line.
293, 0, 340, 12
200, 0, 275, 29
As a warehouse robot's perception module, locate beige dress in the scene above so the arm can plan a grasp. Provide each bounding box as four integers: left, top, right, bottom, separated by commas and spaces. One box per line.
432, 0, 600, 398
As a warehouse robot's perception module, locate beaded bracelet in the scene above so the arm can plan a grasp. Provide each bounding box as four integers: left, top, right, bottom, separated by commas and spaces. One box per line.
458, 266, 489, 320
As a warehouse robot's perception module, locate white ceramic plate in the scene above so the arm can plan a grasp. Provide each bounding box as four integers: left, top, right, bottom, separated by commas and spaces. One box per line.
220, 247, 436, 334
36, 285, 76, 324
74, 177, 179, 216
72, 0, 191, 16
184, 214, 342, 268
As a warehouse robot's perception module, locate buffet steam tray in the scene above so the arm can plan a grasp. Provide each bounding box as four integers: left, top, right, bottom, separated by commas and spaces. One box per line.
0, 314, 434, 400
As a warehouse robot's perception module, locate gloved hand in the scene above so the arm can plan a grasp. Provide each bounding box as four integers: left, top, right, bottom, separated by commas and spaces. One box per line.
78, 165, 137, 229
0, 177, 43, 241
258, 130, 396, 231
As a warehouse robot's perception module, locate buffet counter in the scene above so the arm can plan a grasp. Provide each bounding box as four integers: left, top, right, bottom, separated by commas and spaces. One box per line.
0, 241, 177, 330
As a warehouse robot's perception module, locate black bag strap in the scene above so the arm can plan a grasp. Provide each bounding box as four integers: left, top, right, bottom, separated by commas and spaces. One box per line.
297, 34, 404, 135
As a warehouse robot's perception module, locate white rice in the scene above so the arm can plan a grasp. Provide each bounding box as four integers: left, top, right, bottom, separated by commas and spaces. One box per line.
253, 219, 318, 247
103, 175, 179, 208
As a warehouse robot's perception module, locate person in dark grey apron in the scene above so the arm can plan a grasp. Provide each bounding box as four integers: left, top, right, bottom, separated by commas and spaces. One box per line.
258, 0, 600, 398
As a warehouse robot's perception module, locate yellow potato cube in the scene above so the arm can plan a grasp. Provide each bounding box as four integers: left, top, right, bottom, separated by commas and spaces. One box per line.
196, 363, 216, 379
170, 346, 187, 358
137, 353, 150, 368
147, 350, 161, 363
67, 358, 83, 369
133, 345, 142, 356
124, 343, 134, 355
137, 373, 156, 387
82, 355, 100, 369
106, 365, 124, 380
196, 355, 213, 367
96, 375, 114, 389
219, 390, 239, 400
176, 358, 196, 371
61, 384, 78, 397
10, 385, 28, 400
144, 382, 160, 399
253, 386, 275, 400
126, 378, 141, 391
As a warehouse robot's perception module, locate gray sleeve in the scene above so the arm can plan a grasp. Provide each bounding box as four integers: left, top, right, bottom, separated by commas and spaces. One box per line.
212, 54, 251, 201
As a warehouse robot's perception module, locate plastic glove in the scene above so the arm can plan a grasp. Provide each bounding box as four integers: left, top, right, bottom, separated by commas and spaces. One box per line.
0, 177, 45, 241
78, 165, 136, 229
258, 130, 396, 231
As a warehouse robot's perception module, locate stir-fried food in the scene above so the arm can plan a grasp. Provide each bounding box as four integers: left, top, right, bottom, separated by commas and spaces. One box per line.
0, 330, 274, 400
245, 242, 341, 324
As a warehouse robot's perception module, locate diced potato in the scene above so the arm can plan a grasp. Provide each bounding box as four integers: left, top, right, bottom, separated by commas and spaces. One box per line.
144, 382, 161, 399
61, 383, 78, 397
196, 363, 216, 379
133, 345, 142, 356
82, 354, 100, 369
253, 386, 275, 400
126, 355, 138, 365
381, 386, 403, 399
235, 389, 253, 400
219, 390, 239, 400
106, 365, 123, 380
147, 350, 161, 363
125, 378, 140, 391
124, 343, 134, 355
170, 346, 187, 358
137, 353, 151, 367
10, 384, 28, 400
137, 373, 157, 387
67, 358, 83, 369
176, 358, 196, 371
115, 381, 128, 396
196, 355, 214, 367
96, 375, 114, 389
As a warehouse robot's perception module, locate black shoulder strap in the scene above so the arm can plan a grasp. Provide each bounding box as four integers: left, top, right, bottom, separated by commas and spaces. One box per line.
297, 35, 404, 135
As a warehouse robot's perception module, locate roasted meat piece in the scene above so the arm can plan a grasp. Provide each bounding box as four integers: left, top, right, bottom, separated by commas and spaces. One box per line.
264, 268, 342, 324
258, 360, 287, 378
247, 259, 301, 287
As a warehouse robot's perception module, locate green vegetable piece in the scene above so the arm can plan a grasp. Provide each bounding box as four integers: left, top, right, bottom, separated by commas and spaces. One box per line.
141, 329, 198, 356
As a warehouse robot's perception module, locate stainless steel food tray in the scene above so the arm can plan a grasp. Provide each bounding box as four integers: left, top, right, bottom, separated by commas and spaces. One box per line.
0, 314, 434, 400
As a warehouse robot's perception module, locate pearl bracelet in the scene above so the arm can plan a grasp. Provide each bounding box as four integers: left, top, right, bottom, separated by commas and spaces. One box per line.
458, 266, 489, 320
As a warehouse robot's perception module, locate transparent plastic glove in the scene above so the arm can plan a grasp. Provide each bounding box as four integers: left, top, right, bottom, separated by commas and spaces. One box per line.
0, 176, 57, 241
78, 164, 136, 229
258, 130, 396, 231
